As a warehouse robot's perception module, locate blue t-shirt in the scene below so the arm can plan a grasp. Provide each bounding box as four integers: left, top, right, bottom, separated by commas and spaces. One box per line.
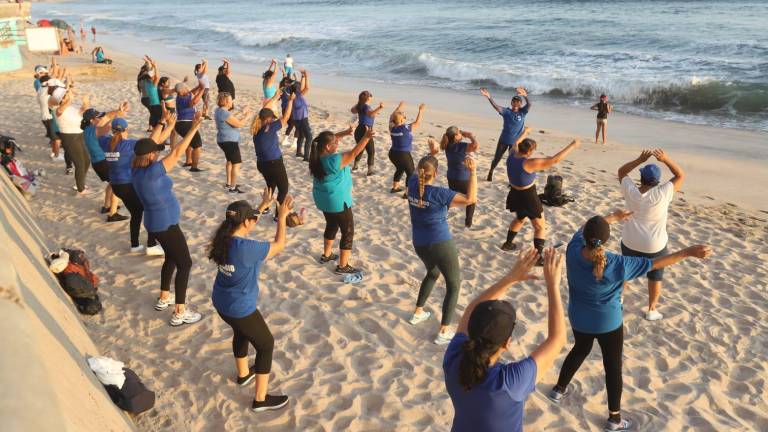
444, 333, 537, 432
506, 154, 537, 188
312, 153, 353, 213
211, 237, 271, 318
280, 91, 290, 111
177, 94, 195, 121
566, 230, 653, 333
145, 80, 160, 106
292, 93, 308, 121
131, 162, 181, 233
33, 79, 41, 92
357, 103, 374, 127
407, 175, 456, 247
215, 107, 241, 143
99, 136, 136, 185
253, 120, 283, 162
499, 106, 529, 146
83, 125, 105, 163
445, 142, 470, 181
390, 124, 413, 152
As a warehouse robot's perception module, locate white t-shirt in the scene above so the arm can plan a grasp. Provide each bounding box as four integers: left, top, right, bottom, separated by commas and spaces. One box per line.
196, 73, 210, 89
37, 87, 52, 121
57, 105, 84, 134
620, 176, 674, 253
285, 57, 293, 67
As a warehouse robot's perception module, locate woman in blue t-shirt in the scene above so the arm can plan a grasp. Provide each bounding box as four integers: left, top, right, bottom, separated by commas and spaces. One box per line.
480, 86, 532, 182
548, 212, 710, 432
131, 114, 204, 327
350, 90, 385, 175
174, 80, 206, 171
444, 248, 567, 432
208, 191, 293, 413
440, 126, 479, 228
387, 101, 425, 194
309, 125, 374, 274
291, 69, 312, 161
214, 92, 252, 193
252, 93, 295, 215
407, 155, 476, 344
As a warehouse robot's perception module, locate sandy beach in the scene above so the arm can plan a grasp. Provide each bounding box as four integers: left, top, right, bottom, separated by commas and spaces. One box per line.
2, 37, 768, 432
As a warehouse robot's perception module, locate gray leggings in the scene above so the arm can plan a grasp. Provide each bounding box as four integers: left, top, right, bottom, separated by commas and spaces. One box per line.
59, 133, 90, 192
414, 239, 461, 326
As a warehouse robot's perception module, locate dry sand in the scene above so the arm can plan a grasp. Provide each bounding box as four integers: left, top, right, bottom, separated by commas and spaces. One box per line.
2, 45, 767, 431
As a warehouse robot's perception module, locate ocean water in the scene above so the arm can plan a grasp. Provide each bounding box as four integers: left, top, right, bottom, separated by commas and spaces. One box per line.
40, 0, 768, 131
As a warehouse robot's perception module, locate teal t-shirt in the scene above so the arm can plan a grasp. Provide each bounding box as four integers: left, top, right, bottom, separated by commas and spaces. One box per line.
312, 153, 353, 213
145, 80, 160, 106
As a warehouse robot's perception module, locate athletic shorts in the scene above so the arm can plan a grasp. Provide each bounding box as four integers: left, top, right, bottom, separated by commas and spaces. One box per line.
175, 121, 202, 149
621, 243, 668, 281
42, 119, 58, 141
217, 141, 242, 164
202, 89, 210, 105
149, 105, 163, 127
506, 185, 543, 220
92, 159, 110, 182
597, 118, 608, 124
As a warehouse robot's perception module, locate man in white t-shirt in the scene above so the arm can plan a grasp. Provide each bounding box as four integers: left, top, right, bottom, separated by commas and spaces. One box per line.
617, 149, 685, 321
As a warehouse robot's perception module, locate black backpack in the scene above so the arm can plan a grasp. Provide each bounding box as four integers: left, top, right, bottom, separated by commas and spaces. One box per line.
539, 175, 574, 207
103, 367, 156, 415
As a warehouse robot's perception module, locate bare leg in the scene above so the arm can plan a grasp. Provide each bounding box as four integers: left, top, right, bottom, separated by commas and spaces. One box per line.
323, 239, 334, 257
602, 123, 608, 145
52, 139, 61, 157
532, 217, 546, 240
254, 374, 269, 402
192, 148, 202, 169
648, 280, 662, 311
225, 161, 232, 186
235, 356, 249, 378
595, 121, 600, 144
231, 162, 241, 187
184, 147, 192, 165
339, 249, 351, 268
107, 185, 118, 216
509, 218, 525, 232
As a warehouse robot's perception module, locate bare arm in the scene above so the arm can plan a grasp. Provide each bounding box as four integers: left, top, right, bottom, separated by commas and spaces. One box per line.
411, 104, 426, 130
463, 131, 479, 153
529, 248, 567, 382
368, 102, 385, 117
523, 139, 580, 172
617, 150, 653, 181
340, 126, 371, 167
515, 127, 531, 145
162, 115, 202, 172
653, 149, 685, 192
190, 81, 206, 106
590, 103, 599, 111
95, 101, 129, 137
427, 137, 440, 156
300, 69, 310, 95
449, 157, 477, 207
651, 245, 710, 271
225, 109, 252, 128
480, 87, 503, 113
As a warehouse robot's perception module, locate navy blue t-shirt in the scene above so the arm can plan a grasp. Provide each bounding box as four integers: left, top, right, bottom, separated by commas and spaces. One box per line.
499, 106, 529, 145
390, 124, 413, 152
444, 333, 537, 432
357, 103, 374, 127
407, 175, 456, 247
131, 162, 181, 233
445, 142, 470, 181
99, 136, 137, 185
253, 120, 283, 162
211, 237, 271, 318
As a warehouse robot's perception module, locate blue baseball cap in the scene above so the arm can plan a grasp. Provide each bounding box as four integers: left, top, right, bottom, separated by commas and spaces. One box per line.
640, 164, 661, 185
111, 118, 128, 132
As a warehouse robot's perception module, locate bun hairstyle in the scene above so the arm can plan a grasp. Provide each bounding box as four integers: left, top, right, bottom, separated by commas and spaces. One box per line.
517, 138, 536, 154
309, 131, 337, 180
583, 216, 610, 280
356, 90, 372, 113
440, 126, 460, 151
416, 155, 438, 207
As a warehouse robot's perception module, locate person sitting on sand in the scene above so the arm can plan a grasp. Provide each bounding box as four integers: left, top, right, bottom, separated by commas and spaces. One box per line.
591, 94, 612, 145
208, 190, 293, 413
500, 137, 577, 265
547, 211, 710, 432
131, 114, 204, 326
174, 80, 206, 171
387, 101, 425, 195
194, 60, 211, 119
444, 248, 566, 432
407, 154, 477, 345
350, 91, 384, 175
91, 47, 112, 64
440, 126, 479, 229
291, 69, 312, 161
617, 149, 685, 321
309, 125, 374, 274
251, 93, 295, 215
214, 92, 252, 194
480, 87, 531, 182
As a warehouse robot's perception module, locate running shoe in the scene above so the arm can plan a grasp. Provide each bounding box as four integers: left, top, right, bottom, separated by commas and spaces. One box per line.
645, 310, 663, 321
101, 205, 121, 214
146, 245, 165, 256
408, 311, 431, 325
390, 187, 404, 193
547, 385, 571, 404
434, 331, 455, 345
318, 253, 339, 263
500, 241, 517, 251
251, 395, 289, 413
236, 366, 256, 387
229, 185, 245, 194
76, 186, 94, 196
106, 213, 129, 223
367, 166, 375, 176
604, 419, 632, 432
334, 265, 361, 275
65, 167, 73, 175
169, 309, 202, 326
154, 294, 175, 311
130, 245, 146, 254
189, 167, 204, 172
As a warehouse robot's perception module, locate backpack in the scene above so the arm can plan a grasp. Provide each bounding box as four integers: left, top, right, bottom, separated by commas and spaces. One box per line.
104, 367, 156, 415
50, 248, 103, 315
539, 175, 574, 207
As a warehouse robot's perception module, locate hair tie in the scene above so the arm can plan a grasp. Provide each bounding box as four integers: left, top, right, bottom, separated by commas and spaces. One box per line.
589, 239, 602, 247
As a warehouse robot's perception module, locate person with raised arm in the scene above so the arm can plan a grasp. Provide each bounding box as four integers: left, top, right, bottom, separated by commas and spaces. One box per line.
309, 125, 374, 274
291, 69, 312, 161
216, 59, 236, 103
617, 149, 685, 321
407, 154, 477, 344
131, 113, 205, 326
591, 94, 612, 145
142, 56, 163, 129
443, 247, 566, 431
480, 87, 531, 182
441, 126, 479, 228
252, 92, 295, 216
350, 91, 384, 175
547, 211, 710, 432
262, 59, 279, 101
175, 77, 206, 171
214, 92, 252, 193
387, 101, 425, 195
208, 189, 294, 413
500, 137, 577, 264
53, 85, 92, 195
194, 59, 211, 119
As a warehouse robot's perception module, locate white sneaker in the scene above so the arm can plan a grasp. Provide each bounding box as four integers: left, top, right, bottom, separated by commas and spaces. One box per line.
154, 294, 175, 311
408, 311, 431, 325
130, 245, 146, 254
434, 331, 456, 345
170, 309, 202, 326
146, 244, 165, 256
645, 310, 663, 321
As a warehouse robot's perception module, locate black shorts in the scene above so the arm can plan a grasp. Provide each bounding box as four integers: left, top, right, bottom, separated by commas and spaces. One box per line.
42, 119, 58, 141
149, 104, 163, 127
92, 159, 110, 182
140, 97, 150, 110
506, 186, 543, 220
621, 243, 668, 281
217, 141, 242, 164
175, 121, 202, 149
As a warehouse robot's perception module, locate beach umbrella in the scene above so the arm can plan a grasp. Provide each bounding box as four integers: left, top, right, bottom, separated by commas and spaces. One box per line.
36, 19, 52, 27
50, 19, 70, 30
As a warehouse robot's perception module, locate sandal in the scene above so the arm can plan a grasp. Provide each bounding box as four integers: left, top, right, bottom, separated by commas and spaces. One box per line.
319, 253, 339, 263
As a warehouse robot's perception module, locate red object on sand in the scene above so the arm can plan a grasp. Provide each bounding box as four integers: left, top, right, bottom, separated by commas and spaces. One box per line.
37, 19, 52, 27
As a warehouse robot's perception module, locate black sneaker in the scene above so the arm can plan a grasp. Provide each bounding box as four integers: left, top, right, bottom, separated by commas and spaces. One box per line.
100, 205, 120, 214
106, 213, 129, 222
229, 185, 245, 194
251, 395, 289, 413
236, 367, 256, 387
486, 173, 493, 182
319, 253, 339, 263
189, 167, 204, 172
334, 264, 361, 275
500, 241, 517, 251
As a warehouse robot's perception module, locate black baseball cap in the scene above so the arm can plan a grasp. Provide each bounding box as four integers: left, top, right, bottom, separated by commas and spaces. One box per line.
512, 95, 523, 102
225, 200, 259, 223
583, 215, 610, 247
81, 108, 105, 130
133, 138, 165, 156
468, 300, 517, 345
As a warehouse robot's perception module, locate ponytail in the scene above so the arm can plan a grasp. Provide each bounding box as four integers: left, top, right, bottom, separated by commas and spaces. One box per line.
207, 218, 239, 265
309, 131, 335, 180
415, 155, 438, 208
589, 245, 607, 280
440, 133, 449, 151
250, 116, 263, 136
418, 167, 426, 207
458, 338, 501, 391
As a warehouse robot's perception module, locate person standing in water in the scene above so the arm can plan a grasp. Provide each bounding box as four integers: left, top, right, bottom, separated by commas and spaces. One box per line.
387, 101, 425, 194
350, 91, 384, 175
215, 92, 252, 193
208, 190, 294, 413
617, 149, 685, 321
407, 154, 477, 344
440, 126, 479, 228
591, 94, 612, 145
252, 93, 295, 215
547, 211, 710, 432
481, 87, 531, 182
284, 54, 294, 78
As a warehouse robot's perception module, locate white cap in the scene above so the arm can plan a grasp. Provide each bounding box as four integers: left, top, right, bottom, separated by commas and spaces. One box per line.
34, 65, 49, 74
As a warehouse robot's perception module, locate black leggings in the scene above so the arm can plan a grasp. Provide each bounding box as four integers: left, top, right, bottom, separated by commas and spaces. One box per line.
448, 178, 475, 227
488, 138, 513, 176
257, 158, 289, 208
149, 104, 163, 127
151, 224, 192, 305
414, 239, 461, 326
59, 133, 90, 192
111, 183, 156, 248
556, 325, 624, 412
285, 118, 295, 136
388, 150, 414, 183
295, 117, 312, 159
218, 308, 274, 374
353, 124, 375, 167
322, 205, 354, 250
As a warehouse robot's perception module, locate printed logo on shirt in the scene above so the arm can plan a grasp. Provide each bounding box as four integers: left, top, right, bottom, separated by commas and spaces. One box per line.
390, 131, 404, 137
408, 196, 431, 208
514, 115, 522, 121
218, 264, 235, 277
104, 151, 120, 162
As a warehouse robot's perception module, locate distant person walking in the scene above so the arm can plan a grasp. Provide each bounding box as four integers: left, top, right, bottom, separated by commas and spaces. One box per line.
591, 94, 612, 145
481, 87, 531, 182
